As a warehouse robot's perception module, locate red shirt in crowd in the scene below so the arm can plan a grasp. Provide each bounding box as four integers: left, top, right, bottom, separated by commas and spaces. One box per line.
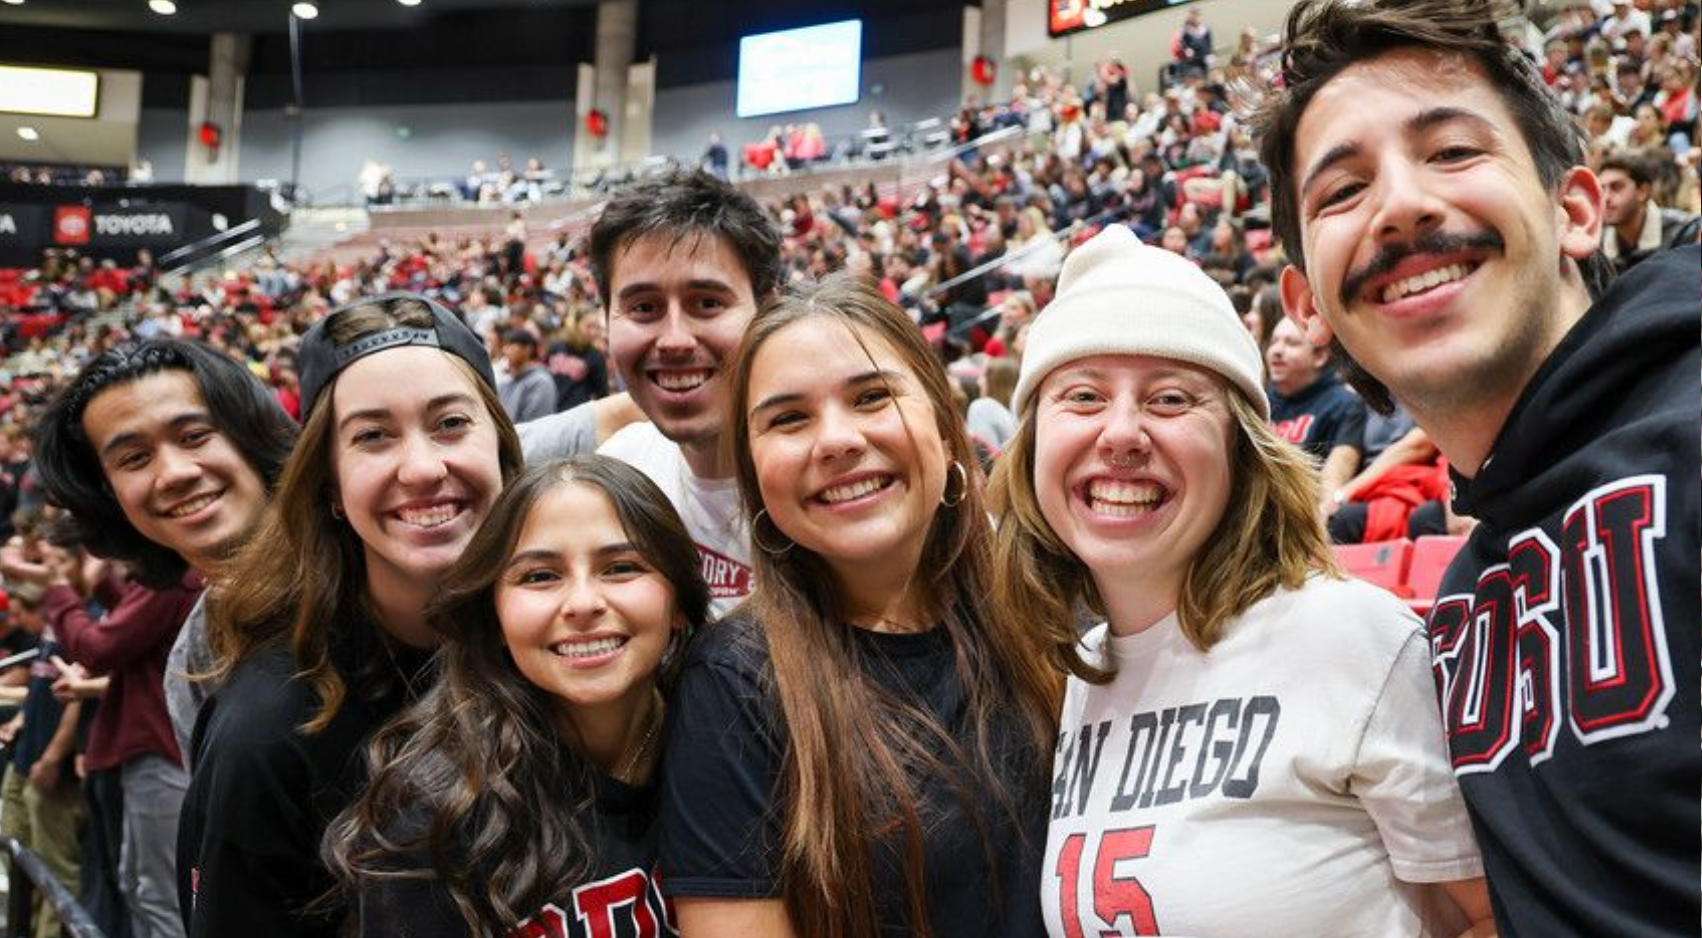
45, 569, 202, 772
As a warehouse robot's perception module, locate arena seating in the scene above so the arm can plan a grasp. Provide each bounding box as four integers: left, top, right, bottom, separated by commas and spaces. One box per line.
1332, 536, 1469, 614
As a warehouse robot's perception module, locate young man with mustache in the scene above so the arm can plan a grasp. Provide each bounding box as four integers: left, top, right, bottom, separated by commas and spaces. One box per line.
1258, 1, 1699, 935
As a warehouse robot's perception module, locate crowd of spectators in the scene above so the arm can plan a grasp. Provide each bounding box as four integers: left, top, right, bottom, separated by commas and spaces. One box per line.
0, 13, 1695, 920
0, 5, 1689, 933
2, 163, 140, 188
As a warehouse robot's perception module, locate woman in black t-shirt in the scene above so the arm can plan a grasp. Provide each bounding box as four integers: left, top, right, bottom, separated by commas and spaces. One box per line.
658, 273, 1060, 938
326, 456, 709, 937
178, 294, 523, 938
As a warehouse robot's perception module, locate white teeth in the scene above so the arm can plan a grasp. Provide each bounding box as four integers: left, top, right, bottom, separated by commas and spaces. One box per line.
1087, 479, 1163, 516
1380, 263, 1471, 304
165, 492, 218, 518
655, 370, 710, 391
819, 476, 890, 504
397, 503, 459, 528
553, 636, 626, 658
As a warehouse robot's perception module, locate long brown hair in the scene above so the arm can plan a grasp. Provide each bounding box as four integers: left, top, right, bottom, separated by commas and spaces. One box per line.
206, 302, 524, 733
990, 379, 1340, 684
324, 457, 710, 934
724, 273, 1060, 938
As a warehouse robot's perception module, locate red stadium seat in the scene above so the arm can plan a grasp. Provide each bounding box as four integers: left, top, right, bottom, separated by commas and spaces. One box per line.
1333, 538, 1414, 597
1405, 535, 1467, 616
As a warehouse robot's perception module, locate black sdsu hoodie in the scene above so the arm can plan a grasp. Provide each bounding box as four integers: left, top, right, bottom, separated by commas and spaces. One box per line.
1432, 244, 1700, 938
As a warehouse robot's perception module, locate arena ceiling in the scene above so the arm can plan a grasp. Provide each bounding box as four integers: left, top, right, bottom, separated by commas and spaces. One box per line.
0, 0, 969, 104
0, 0, 600, 34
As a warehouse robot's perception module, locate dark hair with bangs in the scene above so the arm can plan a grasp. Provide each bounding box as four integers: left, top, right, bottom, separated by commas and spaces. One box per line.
33, 339, 297, 588
588, 169, 784, 309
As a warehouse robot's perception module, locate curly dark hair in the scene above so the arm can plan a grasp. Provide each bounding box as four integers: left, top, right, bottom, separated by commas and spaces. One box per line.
323, 456, 710, 934
32, 339, 296, 588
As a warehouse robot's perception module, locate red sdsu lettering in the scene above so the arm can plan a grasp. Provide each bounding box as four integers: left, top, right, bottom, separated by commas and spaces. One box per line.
1270, 415, 1314, 445
1428, 476, 1673, 773
696, 544, 751, 600
576, 870, 658, 938
506, 868, 676, 938
1560, 476, 1674, 741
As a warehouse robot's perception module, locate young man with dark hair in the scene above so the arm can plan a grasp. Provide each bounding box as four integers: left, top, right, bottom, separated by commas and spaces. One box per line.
1255, 1, 1699, 935
28, 340, 296, 938
1598, 149, 1702, 272
522, 169, 783, 615
495, 327, 555, 423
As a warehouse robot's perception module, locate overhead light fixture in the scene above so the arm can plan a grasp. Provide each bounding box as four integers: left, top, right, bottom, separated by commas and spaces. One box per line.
291, 1, 319, 18
0, 0, 24, 7
398, 0, 421, 6
148, 0, 177, 13
17, 127, 39, 141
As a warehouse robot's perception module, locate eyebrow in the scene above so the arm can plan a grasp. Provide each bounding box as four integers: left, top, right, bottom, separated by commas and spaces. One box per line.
99, 411, 211, 461
749, 369, 905, 417
337, 392, 478, 431
1048, 363, 1214, 387
1299, 106, 1494, 199
1050, 365, 1109, 384
504, 541, 642, 568
615, 278, 737, 303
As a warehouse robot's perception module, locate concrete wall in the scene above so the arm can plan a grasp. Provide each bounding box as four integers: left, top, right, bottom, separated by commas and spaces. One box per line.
137, 106, 189, 182
232, 100, 577, 202
135, 47, 960, 199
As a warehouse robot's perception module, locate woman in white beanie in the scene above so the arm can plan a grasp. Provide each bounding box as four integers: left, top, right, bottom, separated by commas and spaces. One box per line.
989, 226, 1497, 938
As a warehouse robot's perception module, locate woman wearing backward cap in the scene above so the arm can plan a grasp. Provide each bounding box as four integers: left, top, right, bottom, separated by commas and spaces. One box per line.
988, 226, 1498, 938
177, 293, 523, 938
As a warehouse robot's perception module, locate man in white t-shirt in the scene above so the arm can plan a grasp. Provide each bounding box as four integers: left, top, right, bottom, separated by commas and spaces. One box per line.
523, 170, 783, 616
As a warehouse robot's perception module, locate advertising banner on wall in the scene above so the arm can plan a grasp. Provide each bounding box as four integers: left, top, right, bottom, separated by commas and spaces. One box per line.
1048, 0, 1200, 38
0, 182, 283, 267
53, 205, 92, 245
85, 204, 190, 246
0, 204, 45, 245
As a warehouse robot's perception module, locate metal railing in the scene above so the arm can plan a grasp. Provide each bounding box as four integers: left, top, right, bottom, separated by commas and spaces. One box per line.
156, 219, 270, 277
4, 837, 106, 938
927, 218, 1083, 302
927, 219, 1086, 340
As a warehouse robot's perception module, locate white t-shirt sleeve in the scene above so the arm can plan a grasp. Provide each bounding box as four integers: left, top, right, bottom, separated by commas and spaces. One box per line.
518, 400, 597, 463
1351, 628, 1484, 884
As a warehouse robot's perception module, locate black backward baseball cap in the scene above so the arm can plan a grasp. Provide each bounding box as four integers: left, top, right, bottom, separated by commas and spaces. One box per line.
297, 291, 497, 418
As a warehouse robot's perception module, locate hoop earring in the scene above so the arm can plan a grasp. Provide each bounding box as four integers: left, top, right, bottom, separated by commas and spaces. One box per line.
750, 508, 795, 556
330, 501, 345, 520
940, 460, 969, 508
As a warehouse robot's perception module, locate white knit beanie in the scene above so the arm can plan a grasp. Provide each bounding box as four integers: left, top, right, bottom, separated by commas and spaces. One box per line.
1009, 225, 1267, 418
